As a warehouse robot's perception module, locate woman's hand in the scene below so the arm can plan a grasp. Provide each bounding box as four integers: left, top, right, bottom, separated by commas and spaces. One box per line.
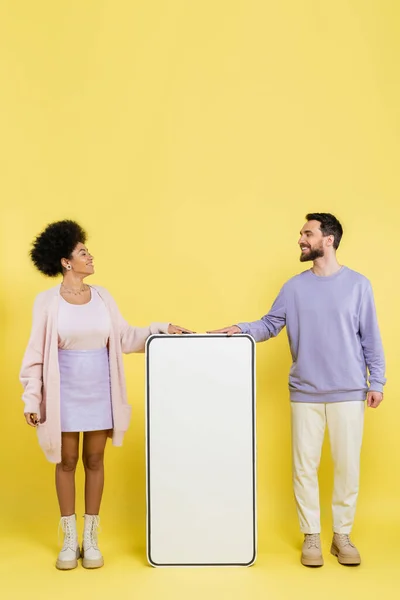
167, 324, 195, 335
25, 413, 39, 427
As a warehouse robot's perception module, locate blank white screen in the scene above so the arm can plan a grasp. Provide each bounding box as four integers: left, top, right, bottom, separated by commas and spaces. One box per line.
146, 334, 256, 566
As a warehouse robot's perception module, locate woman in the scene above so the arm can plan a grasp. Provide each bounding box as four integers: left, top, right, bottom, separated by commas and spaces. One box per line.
20, 220, 192, 570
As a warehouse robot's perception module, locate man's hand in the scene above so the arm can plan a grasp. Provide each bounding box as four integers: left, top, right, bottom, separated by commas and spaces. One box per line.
367, 391, 383, 409
207, 325, 241, 336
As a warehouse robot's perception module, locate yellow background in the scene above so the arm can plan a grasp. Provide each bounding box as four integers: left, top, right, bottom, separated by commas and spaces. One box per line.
0, 1, 399, 598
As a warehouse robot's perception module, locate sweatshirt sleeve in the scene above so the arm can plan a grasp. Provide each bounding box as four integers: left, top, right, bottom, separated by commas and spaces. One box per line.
19, 296, 46, 415
237, 286, 287, 342
104, 290, 170, 354
359, 282, 386, 393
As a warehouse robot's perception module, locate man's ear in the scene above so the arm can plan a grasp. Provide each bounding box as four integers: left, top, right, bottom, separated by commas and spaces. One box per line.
325, 235, 335, 247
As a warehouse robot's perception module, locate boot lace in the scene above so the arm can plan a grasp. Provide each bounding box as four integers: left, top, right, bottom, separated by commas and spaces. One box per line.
58, 516, 76, 551
306, 534, 320, 549
84, 515, 101, 550
335, 534, 355, 548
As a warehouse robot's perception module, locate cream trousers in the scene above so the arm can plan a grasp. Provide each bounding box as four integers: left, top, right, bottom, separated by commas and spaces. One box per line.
291, 401, 365, 534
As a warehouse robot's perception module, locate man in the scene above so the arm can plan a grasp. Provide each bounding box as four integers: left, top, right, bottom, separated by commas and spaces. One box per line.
209, 213, 386, 567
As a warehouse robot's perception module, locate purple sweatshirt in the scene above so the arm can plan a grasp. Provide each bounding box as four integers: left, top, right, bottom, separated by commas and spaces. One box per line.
238, 267, 386, 403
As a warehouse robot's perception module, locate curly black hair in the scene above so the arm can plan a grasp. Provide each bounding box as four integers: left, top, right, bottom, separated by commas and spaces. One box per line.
30, 220, 87, 277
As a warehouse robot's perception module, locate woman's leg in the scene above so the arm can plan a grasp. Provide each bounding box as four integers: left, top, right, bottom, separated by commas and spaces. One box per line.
55, 432, 80, 516
55, 432, 80, 570
81, 430, 108, 569
82, 430, 108, 514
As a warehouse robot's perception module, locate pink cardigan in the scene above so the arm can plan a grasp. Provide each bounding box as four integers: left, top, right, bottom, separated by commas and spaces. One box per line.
20, 284, 169, 464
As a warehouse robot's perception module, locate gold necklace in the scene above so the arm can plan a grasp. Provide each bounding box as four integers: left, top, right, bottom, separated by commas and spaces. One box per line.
61, 282, 88, 296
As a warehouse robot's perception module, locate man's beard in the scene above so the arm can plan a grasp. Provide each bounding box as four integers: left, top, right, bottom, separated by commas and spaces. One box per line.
300, 245, 324, 262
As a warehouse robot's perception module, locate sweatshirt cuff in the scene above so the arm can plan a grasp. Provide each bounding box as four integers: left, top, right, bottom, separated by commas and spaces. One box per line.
150, 322, 170, 335
369, 381, 384, 394
236, 323, 247, 334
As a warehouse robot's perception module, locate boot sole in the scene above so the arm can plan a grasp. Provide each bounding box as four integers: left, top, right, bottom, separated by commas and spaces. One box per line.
56, 548, 80, 570
82, 553, 104, 569
301, 556, 324, 567
330, 544, 361, 566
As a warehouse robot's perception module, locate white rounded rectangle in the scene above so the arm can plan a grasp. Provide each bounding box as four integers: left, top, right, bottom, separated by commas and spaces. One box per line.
146, 334, 256, 567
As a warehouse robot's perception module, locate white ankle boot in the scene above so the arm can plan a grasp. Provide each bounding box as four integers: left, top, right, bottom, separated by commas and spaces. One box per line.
56, 514, 80, 570
82, 514, 104, 569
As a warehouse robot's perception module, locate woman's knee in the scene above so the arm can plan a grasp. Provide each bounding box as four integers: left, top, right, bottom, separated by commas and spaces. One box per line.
83, 452, 104, 471
59, 454, 79, 472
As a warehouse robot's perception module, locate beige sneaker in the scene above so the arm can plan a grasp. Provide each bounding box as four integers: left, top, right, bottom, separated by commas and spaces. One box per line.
301, 533, 324, 567
331, 533, 361, 566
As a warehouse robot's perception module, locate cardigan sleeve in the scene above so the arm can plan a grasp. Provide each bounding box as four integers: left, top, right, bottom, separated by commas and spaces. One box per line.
19, 295, 47, 415
97, 287, 170, 354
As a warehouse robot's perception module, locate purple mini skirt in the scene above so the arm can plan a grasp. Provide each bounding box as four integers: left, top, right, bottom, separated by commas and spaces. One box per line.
59, 347, 113, 433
